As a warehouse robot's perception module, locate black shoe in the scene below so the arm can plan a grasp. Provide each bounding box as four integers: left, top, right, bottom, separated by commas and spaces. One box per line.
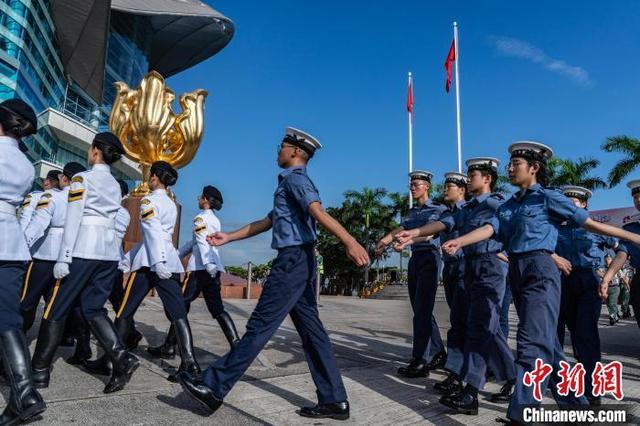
489, 381, 514, 403
168, 318, 201, 383
434, 374, 463, 395
0, 330, 47, 425
299, 401, 350, 421
31, 318, 67, 389
83, 355, 112, 376
147, 324, 176, 360
177, 371, 223, 414
104, 352, 139, 394
426, 351, 447, 371
622, 310, 631, 319
609, 317, 616, 326
496, 417, 525, 425
397, 359, 429, 378
439, 392, 478, 415
216, 311, 240, 348
66, 330, 92, 366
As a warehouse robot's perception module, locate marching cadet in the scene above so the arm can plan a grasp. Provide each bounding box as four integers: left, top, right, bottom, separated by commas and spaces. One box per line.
147, 185, 240, 365
395, 158, 516, 414
555, 185, 617, 406
600, 179, 640, 329
114, 161, 200, 383
21, 162, 86, 333
177, 127, 369, 420
440, 141, 640, 424
376, 170, 447, 378
30, 132, 140, 395
19, 170, 58, 231
0, 98, 46, 425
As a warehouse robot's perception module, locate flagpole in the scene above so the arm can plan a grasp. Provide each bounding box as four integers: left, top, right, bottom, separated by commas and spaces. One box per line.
453, 21, 462, 173
408, 71, 413, 209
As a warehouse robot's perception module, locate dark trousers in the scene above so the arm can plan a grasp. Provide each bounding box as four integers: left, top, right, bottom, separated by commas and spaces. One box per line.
461, 254, 515, 389
109, 270, 126, 310
20, 260, 56, 332
507, 252, 588, 422
42, 259, 119, 322
182, 270, 225, 317
500, 273, 512, 339
631, 274, 640, 328
202, 245, 347, 404
407, 249, 441, 361
0, 261, 26, 333
115, 267, 186, 321
557, 267, 602, 397
443, 259, 467, 375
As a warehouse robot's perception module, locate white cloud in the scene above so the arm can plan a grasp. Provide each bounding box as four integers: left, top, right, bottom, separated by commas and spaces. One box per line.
490, 36, 592, 87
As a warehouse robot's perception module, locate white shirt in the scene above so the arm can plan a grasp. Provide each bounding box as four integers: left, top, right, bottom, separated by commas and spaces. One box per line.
58, 163, 122, 262
24, 187, 69, 261
127, 188, 184, 273
0, 136, 35, 261
115, 206, 130, 260
19, 190, 43, 231
178, 209, 225, 272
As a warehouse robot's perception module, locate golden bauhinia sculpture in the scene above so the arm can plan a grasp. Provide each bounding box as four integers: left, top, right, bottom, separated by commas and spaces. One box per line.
109, 70, 207, 195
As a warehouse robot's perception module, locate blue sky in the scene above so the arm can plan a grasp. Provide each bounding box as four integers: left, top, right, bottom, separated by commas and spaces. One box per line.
167, 0, 640, 266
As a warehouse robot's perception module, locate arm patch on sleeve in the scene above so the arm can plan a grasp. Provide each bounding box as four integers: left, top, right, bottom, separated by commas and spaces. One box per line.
68, 189, 85, 202
71, 176, 83, 183
141, 208, 155, 220
36, 199, 50, 209
21, 196, 32, 207
193, 225, 207, 234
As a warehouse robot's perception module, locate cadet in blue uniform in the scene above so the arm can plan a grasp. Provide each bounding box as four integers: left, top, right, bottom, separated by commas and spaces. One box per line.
600, 179, 640, 329
377, 170, 447, 378
115, 161, 200, 383
441, 141, 640, 424
147, 185, 240, 363
0, 98, 46, 425
555, 186, 617, 405
396, 158, 516, 414
21, 162, 86, 334
176, 127, 369, 420
31, 132, 139, 395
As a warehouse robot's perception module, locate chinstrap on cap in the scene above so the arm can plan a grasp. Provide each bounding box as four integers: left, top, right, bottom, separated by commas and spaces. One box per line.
562, 185, 592, 201
466, 157, 500, 172
508, 141, 553, 162
283, 127, 322, 158
93, 131, 125, 155
444, 172, 469, 186
409, 170, 433, 182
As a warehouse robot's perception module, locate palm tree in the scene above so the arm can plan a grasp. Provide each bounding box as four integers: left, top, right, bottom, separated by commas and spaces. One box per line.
547, 157, 607, 190
387, 191, 409, 222
601, 136, 640, 187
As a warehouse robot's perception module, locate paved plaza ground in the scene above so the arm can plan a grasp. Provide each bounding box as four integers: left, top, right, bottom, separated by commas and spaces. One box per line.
2, 287, 639, 425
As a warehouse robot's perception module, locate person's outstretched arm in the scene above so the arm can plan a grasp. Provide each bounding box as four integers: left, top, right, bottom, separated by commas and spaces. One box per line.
441, 224, 494, 255
309, 202, 369, 267
599, 250, 628, 300
207, 215, 272, 246
582, 218, 640, 246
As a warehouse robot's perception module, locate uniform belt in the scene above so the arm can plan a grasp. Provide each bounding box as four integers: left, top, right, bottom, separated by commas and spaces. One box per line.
81, 216, 115, 227
0, 200, 16, 216
509, 249, 553, 258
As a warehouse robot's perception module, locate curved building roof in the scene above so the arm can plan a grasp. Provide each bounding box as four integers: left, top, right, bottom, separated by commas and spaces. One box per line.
52, 0, 234, 103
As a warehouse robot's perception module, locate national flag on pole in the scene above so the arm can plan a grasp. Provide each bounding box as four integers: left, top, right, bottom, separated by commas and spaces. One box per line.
444, 40, 455, 93
406, 76, 414, 113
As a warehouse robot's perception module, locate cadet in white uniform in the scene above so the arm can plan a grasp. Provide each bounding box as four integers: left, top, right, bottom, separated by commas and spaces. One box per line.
18, 170, 56, 232
147, 186, 239, 365
0, 98, 46, 425
31, 132, 139, 395
116, 161, 200, 382
20, 162, 85, 333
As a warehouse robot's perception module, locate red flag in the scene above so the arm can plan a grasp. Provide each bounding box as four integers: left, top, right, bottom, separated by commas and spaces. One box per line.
406, 77, 413, 113
444, 39, 456, 93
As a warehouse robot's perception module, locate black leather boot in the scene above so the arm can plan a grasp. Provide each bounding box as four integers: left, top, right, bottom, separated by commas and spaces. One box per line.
216, 311, 240, 348
66, 328, 92, 366
146, 324, 176, 359
31, 318, 66, 389
299, 401, 350, 420
83, 354, 112, 376
489, 380, 515, 403
88, 312, 139, 394
125, 318, 143, 351
168, 318, 201, 383
397, 358, 429, 378
433, 373, 463, 395
426, 350, 447, 371
176, 371, 223, 413
439, 386, 478, 415
0, 330, 46, 425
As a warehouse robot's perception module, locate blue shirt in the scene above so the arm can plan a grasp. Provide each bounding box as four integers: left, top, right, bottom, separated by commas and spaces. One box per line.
401, 199, 447, 252
440, 200, 466, 262
491, 184, 590, 254
616, 221, 640, 269
556, 223, 618, 269
269, 166, 321, 249
440, 192, 504, 257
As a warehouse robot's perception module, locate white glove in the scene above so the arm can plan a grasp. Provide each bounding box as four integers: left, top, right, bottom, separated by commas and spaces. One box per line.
118, 258, 130, 274
155, 262, 172, 280
205, 263, 218, 277
53, 262, 70, 279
